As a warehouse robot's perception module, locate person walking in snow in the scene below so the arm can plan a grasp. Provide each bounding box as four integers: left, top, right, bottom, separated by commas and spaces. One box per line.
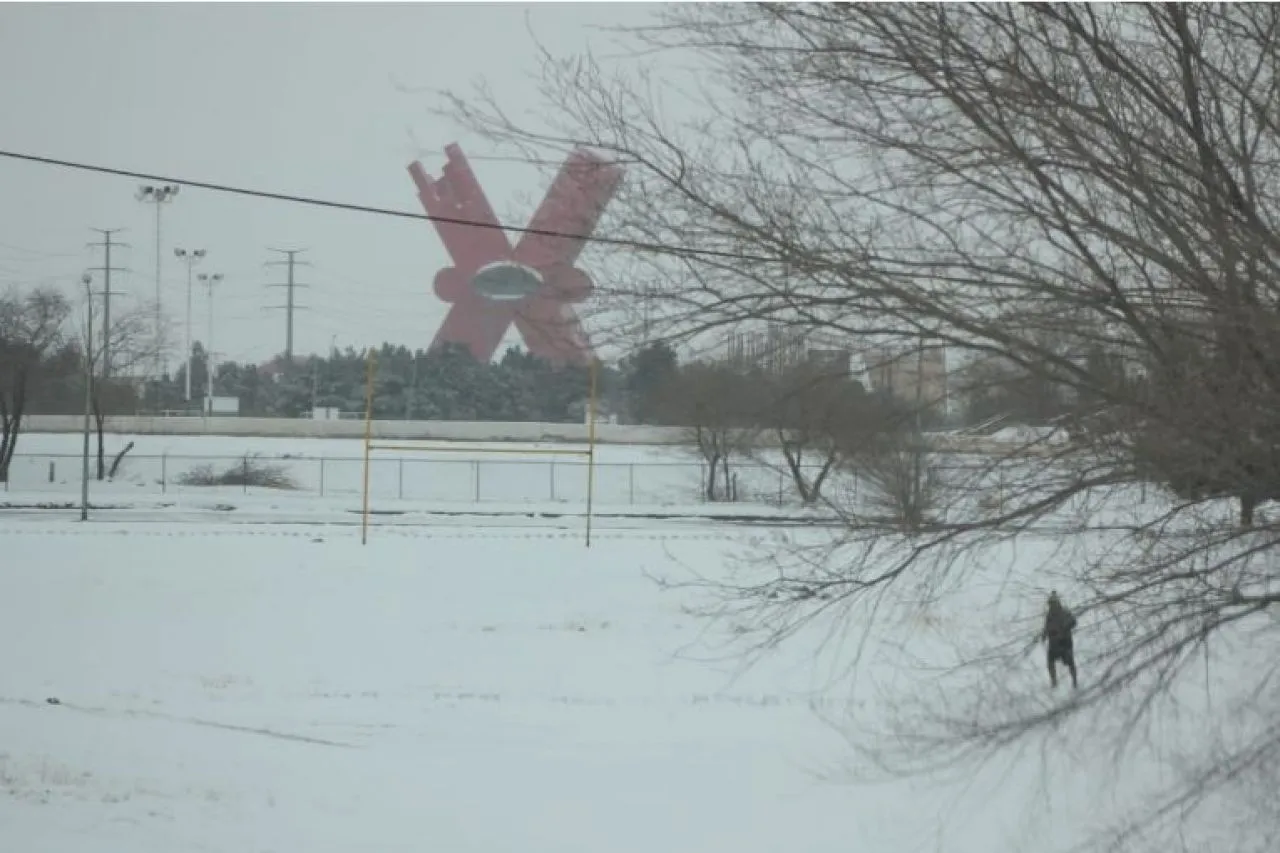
1041, 591, 1078, 689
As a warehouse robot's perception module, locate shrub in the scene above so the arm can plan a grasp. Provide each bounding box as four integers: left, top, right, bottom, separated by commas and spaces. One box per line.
176, 455, 297, 490
859, 443, 942, 531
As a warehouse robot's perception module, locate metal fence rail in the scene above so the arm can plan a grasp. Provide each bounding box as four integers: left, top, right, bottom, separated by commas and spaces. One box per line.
1, 452, 829, 507
2, 450, 1050, 513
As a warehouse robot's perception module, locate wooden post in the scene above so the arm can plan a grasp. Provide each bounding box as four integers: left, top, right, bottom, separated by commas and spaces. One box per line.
586, 358, 598, 547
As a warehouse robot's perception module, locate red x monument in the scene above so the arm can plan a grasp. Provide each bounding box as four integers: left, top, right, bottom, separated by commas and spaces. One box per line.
408, 144, 623, 367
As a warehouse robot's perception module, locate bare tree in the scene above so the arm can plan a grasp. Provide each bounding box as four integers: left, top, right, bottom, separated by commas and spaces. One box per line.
856, 431, 943, 531
745, 361, 904, 507
654, 361, 758, 501
442, 3, 1280, 848
0, 288, 71, 483
750, 363, 854, 505
81, 304, 159, 480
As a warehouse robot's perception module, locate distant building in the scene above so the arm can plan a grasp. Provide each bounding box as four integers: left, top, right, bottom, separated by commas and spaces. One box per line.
205, 395, 240, 416
723, 325, 855, 376
724, 325, 809, 374
864, 344, 948, 410
720, 325, 948, 415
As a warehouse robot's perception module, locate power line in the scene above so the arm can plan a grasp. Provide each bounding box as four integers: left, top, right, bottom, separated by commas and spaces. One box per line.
87, 228, 130, 378
0, 148, 771, 264
0, 240, 88, 260
265, 247, 310, 361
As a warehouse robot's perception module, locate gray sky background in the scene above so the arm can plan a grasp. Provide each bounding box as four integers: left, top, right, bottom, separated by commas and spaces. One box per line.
0, 2, 659, 369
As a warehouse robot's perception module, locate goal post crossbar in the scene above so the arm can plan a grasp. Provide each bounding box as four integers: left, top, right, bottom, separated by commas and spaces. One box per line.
367, 444, 590, 457
359, 349, 599, 548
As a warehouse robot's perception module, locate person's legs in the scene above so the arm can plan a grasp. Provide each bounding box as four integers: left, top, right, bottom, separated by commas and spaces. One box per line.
1062, 641, 1078, 688
1046, 644, 1059, 688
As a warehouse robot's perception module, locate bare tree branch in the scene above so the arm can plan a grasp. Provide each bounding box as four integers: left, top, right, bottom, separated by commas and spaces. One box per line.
438, 4, 1280, 848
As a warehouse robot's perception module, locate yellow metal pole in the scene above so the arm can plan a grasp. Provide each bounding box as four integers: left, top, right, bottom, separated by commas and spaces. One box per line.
361, 348, 377, 545
585, 357, 597, 548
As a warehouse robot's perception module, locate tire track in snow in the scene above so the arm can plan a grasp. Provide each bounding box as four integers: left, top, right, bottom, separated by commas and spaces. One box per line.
0, 697, 358, 749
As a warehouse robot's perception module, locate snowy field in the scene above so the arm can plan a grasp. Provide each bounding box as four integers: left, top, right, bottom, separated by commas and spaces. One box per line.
2, 432, 802, 512
0, 436, 1242, 852
1, 514, 1113, 853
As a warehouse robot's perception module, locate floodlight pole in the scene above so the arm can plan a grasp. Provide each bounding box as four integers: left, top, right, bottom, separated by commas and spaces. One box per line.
136, 183, 179, 384
361, 348, 376, 545
196, 272, 224, 416
174, 248, 206, 403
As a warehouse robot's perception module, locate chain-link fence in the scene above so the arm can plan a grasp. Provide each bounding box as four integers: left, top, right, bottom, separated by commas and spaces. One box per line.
1, 449, 1062, 524
0, 451, 850, 507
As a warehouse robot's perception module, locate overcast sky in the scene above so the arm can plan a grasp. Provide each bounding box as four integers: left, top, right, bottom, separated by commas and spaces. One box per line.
0, 2, 659, 368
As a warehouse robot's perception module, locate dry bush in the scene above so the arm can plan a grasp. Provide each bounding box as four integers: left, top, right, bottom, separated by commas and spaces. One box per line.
858, 442, 943, 531
177, 456, 297, 490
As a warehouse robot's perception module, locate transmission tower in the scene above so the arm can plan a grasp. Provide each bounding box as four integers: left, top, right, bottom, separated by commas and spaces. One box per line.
87, 228, 130, 378
265, 248, 310, 361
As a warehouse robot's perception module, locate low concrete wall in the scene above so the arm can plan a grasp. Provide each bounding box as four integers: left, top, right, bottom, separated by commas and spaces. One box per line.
19, 415, 1054, 456
19, 415, 690, 445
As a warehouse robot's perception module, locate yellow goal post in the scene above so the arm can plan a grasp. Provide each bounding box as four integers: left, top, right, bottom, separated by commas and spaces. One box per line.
359, 348, 599, 547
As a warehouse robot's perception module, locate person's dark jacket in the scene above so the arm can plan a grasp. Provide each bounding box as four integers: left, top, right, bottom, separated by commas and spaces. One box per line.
1042, 598, 1077, 645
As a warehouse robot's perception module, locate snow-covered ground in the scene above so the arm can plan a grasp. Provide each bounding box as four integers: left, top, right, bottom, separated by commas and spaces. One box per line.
0, 437, 1243, 852
0, 513, 1101, 853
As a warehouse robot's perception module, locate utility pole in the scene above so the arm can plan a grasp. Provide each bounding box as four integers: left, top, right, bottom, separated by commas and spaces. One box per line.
136, 184, 180, 382
197, 272, 224, 415
87, 229, 129, 379
265, 248, 310, 362
80, 273, 93, 522
174, 248, 206, 404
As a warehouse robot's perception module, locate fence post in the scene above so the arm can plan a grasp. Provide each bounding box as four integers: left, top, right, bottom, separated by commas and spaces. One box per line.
398, 458, 404, 500
473, 460, 481, 502
778, 469, 784, 506
161, 454, 168, 494
243, 455, 249, 494
629, 463, 636, 505
49, 461, 55, 483
319, 458, 326, 496
550, 459, 556, 501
